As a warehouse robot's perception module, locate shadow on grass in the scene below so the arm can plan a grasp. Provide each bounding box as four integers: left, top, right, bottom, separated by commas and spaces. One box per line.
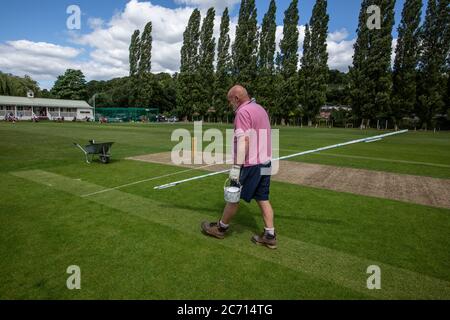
277, 214, 345, 225
164, 201, 261, 234
78, 158, 121, 165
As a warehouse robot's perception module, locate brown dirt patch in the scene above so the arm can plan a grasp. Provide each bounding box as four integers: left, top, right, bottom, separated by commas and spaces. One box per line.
128, 152, 450, 209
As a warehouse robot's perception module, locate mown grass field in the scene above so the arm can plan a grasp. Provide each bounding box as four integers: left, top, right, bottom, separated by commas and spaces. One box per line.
0, 121, 449, 299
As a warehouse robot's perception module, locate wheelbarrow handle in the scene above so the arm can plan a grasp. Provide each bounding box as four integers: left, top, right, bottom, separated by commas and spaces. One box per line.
73, 143, 87, 154
73, 143, 91, 163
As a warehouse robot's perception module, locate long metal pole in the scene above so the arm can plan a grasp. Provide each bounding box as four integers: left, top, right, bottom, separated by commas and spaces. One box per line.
153, 130, 409, 190
277, 130, 408, 162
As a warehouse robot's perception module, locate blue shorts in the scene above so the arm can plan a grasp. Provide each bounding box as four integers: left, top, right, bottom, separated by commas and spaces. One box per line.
232, 162, 272, 203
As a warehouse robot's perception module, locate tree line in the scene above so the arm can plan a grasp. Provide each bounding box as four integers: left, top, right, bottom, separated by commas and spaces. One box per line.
351, 0, 449, 130
174, 0, 449, 128
1, 0, 448, 129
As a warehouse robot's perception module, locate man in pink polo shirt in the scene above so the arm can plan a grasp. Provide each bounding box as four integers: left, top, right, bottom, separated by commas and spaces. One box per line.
201, 85, 277, 249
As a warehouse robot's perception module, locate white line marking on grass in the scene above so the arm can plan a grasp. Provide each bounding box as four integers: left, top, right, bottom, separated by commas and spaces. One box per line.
80, 160, 232, 198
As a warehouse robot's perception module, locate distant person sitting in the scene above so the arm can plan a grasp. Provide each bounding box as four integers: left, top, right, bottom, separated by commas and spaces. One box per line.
8, 113, 17, 123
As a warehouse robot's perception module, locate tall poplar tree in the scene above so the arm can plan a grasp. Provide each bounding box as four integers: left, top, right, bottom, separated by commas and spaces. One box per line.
367, 0, 396, 123
349, 0, 370, 122
178, 9, 201, 119
214, 7, 232, 121
350, 0, 396, 126
300, 0, 329, 125
138, 22, 152, 75
198, 8, 216, 119
392, 0, 422, 129
256, 0, 277, 117
278, 0, 300, 124
417, 0, 450, 128
129, 30, 141, 76
232, 0, 258, 92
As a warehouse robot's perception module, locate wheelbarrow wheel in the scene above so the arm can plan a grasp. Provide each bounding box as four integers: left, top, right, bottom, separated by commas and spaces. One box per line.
100, 155, 110, 164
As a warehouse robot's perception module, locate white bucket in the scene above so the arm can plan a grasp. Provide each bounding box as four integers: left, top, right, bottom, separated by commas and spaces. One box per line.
224, 178, 242, 203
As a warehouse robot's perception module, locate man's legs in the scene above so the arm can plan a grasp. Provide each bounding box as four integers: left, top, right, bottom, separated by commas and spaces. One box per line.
257, 200, 274, 229
252, 200, 277, 249
220, 202, 239, 225
201, 202, 239, 239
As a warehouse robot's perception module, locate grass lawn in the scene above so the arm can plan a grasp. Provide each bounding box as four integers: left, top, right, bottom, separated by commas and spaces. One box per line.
0, 121, 449, 299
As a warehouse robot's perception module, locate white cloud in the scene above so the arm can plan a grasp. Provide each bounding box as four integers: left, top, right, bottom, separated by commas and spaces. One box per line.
0, 41, 81, 81
326, 29, 355, 72
327, 28, 349, 42
0, 40, 125, 88
327, 38, 355, 72
175, 0, 241, 12
391, 38, 398, 66
6, 40, 81, 59
88, 17, 105, 30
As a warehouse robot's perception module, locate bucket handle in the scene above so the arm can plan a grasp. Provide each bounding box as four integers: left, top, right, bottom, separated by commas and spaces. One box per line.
224, 178, 242, 190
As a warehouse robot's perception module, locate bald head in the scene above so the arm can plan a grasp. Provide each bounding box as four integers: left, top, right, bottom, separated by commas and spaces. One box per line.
227, 85, 251, 111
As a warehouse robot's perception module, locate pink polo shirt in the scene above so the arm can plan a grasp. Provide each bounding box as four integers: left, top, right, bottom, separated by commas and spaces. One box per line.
234, 100, 272, 167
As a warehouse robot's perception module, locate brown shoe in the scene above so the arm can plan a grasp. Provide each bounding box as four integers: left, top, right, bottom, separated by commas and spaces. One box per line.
252, 232, 277, 249
201, 221, 228, 239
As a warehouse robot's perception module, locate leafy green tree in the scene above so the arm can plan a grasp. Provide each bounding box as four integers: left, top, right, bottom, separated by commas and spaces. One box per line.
129, 30, 141, 76
85, 73, 178, 113
232, 0, 258, 93
278, 0, 300, 124
40, 89, 54, 99
0, 72, 11, 95
256, 0, 277, 119
110, 78, 133, 108
416, 0, 450, 128
300, 0, 329, 125
198, 8, 216, 119
326, 70, 351, 106
214, 7, 232, 121
51, 69, 87, 100
0, 72, 41, 97
152, 73, 178, 114
139, 22, 153, 75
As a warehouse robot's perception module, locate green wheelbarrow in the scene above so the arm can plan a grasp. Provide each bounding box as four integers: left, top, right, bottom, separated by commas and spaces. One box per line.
73, 140, 114, 164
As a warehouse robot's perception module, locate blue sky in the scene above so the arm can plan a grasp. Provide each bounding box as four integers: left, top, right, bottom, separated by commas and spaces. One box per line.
0, 0, 426, 89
